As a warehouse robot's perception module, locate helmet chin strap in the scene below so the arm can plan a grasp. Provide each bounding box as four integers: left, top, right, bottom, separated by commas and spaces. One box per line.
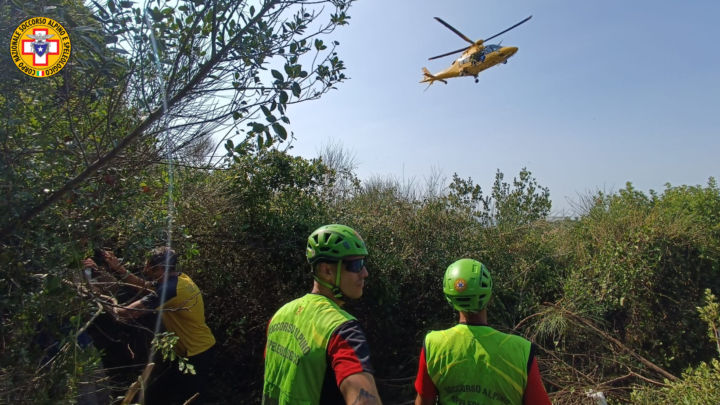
314, 260, 344, 299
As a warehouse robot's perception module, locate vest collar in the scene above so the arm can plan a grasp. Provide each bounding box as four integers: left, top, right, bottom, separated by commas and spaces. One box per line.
458, 321, 490, 327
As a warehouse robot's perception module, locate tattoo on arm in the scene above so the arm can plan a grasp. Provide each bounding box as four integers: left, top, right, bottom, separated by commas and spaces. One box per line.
351, 389, 378, 405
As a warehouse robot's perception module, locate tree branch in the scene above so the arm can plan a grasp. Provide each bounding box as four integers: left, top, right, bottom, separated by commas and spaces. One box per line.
0, 0, 282, 242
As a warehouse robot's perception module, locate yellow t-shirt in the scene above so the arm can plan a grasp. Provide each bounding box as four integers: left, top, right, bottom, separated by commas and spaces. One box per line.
141, 273, 216, 356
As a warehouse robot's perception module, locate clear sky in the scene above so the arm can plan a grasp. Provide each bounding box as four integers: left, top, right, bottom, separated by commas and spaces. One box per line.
284, 0, 720, 212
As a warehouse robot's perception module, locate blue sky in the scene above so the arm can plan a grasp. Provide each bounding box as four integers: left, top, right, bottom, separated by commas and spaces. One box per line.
284, 0, 719, 212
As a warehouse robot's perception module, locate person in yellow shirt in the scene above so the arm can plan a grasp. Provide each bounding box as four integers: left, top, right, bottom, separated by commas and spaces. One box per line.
84, 247, 215, 405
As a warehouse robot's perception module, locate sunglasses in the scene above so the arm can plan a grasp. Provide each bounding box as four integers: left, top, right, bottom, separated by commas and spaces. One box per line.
342, 258, 366, 273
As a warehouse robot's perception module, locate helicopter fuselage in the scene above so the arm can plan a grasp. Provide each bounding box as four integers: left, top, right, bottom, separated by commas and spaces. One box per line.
422, 44, 519, 83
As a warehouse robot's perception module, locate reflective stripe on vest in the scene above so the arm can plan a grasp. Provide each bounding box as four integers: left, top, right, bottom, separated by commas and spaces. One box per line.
425, 325, 531, 405
263, 294, 356, 405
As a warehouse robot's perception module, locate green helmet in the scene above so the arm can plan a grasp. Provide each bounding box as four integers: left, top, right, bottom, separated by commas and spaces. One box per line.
307, 224, 368, 299
307, 224, 367, 264
443, 259, 493, 313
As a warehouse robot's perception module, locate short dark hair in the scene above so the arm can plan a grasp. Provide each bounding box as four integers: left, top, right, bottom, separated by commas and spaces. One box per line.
147, 247, 178, 272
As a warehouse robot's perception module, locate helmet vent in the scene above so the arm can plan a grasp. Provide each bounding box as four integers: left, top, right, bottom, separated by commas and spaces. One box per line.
481, 281, 489, 288
312, 234, 320, 244
319, 247, 331, 252
455, 297, 471, 302
355, 242, 363, 248
336, 236, 344, 243
478, 294, 487, 300
331, 249, 340, 254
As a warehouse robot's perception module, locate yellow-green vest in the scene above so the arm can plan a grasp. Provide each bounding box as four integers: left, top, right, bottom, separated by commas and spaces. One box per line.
425, 324, 531, 405
263, 294, 355, 405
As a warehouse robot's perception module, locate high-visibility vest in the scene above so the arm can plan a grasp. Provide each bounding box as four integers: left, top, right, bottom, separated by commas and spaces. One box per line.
425, 324, 531, 405
263, 294, 355, 405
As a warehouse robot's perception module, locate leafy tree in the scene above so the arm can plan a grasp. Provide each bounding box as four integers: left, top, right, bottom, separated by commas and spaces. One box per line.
630, 290, 720, 404
447, 168, 552, 227
0, 0, 355, 240
0, 0, 356, 402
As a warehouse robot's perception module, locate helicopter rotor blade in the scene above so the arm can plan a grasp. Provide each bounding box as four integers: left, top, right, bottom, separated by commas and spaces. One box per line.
483, 15, 532, 43
434, 17, 475, 45
428, 46, 470, 61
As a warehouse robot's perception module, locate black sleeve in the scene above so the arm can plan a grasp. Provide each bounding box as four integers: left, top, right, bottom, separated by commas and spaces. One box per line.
329, 320, 374, 375
139, 277, 178, 309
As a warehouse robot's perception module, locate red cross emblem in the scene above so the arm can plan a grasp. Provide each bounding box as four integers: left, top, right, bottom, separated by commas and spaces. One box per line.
454, 278, 468, 292
21, 29, 60, 67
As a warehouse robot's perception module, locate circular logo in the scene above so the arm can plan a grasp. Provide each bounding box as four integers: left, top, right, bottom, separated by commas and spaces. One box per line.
454, 278, 468, 293
10, 17, 71, 78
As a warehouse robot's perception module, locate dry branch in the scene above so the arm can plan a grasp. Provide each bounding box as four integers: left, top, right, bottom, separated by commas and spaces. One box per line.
120, 362, 154, 405
544, 302, 678, 382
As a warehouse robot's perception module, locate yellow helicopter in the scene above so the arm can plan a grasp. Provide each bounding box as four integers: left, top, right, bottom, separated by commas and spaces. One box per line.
421, 16, 532, 85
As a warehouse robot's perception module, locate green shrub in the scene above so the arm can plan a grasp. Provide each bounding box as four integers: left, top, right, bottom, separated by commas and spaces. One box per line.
630, 359, 720, 404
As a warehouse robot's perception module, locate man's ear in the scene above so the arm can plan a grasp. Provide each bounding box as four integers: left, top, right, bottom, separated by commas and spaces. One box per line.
317, 262, 334, 281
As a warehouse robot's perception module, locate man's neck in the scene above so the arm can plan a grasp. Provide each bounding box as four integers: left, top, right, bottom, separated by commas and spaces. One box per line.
459, 310, 488, 325
311, 281, 345, 307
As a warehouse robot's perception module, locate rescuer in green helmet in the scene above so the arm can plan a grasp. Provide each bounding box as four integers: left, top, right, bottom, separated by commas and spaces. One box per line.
414, 259, 551, 405
262, 224, 383, 405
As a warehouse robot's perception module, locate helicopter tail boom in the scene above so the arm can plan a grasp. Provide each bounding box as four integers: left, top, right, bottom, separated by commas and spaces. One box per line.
420, 67, 447, 85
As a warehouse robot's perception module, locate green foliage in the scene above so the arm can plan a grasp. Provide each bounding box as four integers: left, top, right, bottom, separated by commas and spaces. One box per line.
181, 156, 720, 403
631, 293, 720, 404
485, 168, 552, 227
151, 332, 196, 375
1, 0, 357, 401
560, 180, 720, 374
630, 359, 720, 404
4, 121, 720, 404
446, 168, 552, 227
698, 289, 720, 356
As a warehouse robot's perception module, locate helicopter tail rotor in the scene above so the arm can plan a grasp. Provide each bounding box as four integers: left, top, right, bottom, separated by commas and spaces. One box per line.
420, 67, 448, 84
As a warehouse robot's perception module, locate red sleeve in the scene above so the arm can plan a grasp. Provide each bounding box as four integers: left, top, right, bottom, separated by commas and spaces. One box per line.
523, 357, 551, 405
414, 347, 438, 399
327, 321, 373, 386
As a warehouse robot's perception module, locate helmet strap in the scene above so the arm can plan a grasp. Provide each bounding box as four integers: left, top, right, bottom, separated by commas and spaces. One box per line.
334, 260, 342, 296
313, 260, 344, 299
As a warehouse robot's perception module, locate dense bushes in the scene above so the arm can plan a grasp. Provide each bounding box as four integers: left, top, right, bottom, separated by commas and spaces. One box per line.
3, 126, 719, 403
631, 290, 720, 404
166, 149, 720, 404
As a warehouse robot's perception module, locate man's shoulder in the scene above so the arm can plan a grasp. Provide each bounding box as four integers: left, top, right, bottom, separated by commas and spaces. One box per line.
425, 324, 470, 337
330, 319, 364, 337
424, 324, 529, 341
272, 295, 357, 331
152, 273, 180, 293
154, 273, 203, 303
269, 295, 308, 320
176, 273, 199, 290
